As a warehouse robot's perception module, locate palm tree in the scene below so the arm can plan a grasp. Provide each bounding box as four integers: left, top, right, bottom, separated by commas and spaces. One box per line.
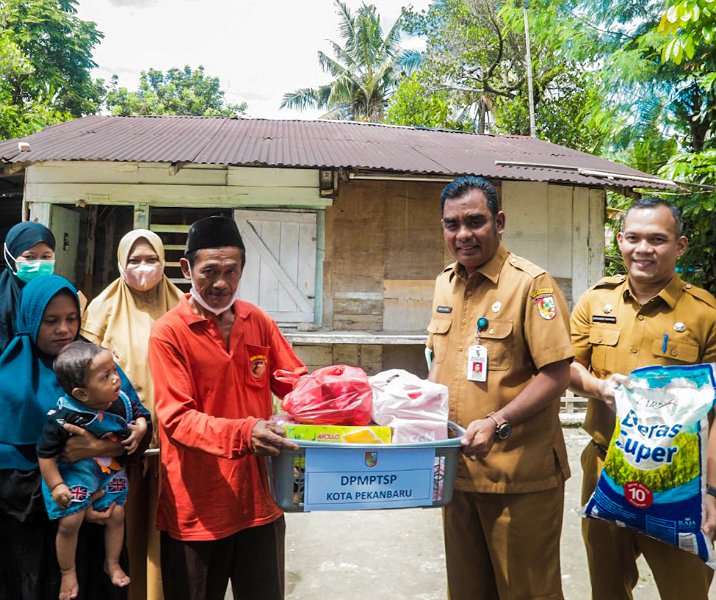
280, 1, 419, 122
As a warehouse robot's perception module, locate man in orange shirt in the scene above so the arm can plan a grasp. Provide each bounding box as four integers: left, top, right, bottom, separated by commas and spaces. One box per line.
149, 216, 306, 600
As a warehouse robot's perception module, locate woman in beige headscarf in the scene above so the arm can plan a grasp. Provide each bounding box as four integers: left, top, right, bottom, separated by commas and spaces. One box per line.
82, 229, 182, 600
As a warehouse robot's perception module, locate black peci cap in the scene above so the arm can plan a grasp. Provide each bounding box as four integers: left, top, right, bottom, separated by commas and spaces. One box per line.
185, 216, 246, 255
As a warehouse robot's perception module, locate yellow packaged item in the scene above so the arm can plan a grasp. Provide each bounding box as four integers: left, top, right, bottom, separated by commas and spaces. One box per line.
283, 424, 392, 444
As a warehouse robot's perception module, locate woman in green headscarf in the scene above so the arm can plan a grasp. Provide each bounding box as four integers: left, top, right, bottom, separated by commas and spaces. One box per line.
0, 275, 138, 600
82, 229, 182, 600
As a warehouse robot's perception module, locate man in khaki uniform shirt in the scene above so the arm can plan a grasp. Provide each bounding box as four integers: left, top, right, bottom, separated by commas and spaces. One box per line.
570, 197, 716, 600
427, 176, 573, 600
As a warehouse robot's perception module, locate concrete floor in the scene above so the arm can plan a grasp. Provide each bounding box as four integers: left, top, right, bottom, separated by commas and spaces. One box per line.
278, 427, 716, 599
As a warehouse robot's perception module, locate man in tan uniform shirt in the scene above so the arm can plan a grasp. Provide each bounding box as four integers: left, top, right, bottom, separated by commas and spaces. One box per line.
570, 197, 716, 599
427, 176, 573, 600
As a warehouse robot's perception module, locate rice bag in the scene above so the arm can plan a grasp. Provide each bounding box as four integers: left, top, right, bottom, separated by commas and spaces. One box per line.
582, 363, 716, 567
369, 369, 449, 443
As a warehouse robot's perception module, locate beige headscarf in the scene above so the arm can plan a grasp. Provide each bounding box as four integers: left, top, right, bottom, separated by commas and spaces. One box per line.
82, 229, 183, 446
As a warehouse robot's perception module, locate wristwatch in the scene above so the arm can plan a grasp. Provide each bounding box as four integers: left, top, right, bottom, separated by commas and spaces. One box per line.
487, 412, 512, 441
707, 485, 716, 499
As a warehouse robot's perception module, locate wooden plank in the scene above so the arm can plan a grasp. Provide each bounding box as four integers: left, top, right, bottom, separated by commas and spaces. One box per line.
334, 298, 383, 315
236, 209, 316, 224
236, 220, 312, 312
278, 222, 300, 312
572, 187, 590, 304
383, 279, 434, 332
588, 188, 606, 287
501, 181, 549, 267
547, 185, 573, 278
258, 220, 280, 311
333, 345, 359, 366
292, 344, 333, 370
227, 167, 319, 188
333, 313, 383, 331
26, 162, 228, 185
24, 182, 331, 209
382, 345, 429, 379
149, 224, 191, 233
383, 180, 445, 280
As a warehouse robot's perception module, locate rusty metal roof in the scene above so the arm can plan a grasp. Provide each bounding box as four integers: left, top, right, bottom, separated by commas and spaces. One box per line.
0, 115, 676, 190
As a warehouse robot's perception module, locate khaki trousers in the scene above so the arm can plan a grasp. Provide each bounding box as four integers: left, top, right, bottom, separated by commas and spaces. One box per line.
444, 484, 565, 600
581, 441, 713, 600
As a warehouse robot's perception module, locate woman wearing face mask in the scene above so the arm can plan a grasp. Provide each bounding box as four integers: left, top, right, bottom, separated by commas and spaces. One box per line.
0, 275, 143, 600
82, 229, 182, 600
0, 221, 56, 353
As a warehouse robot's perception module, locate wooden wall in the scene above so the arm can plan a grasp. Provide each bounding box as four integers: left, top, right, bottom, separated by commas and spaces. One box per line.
323, 178, 446, 332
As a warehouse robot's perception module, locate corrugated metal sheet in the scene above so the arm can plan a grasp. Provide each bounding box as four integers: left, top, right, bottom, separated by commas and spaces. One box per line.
0, 115, 676, 189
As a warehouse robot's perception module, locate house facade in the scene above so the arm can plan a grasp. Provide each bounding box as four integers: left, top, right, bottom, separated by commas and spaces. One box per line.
0, 116, 676, 375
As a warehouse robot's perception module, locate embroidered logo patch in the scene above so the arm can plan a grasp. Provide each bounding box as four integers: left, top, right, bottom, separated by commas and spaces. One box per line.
250, 354, 267, 379
530, 288, 556, 320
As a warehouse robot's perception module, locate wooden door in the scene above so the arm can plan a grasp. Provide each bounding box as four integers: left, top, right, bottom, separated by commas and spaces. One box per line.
49, 205, 80, 285
234, 210, 316, 324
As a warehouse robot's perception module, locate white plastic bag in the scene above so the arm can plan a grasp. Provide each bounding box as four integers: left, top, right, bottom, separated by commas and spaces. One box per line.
369, 369, 449, 443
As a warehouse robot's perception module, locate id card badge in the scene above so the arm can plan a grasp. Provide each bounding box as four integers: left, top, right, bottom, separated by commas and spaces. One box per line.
467, 344, 488, 382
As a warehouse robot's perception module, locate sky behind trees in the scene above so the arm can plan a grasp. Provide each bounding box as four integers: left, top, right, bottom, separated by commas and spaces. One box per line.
75, 0, 430, 119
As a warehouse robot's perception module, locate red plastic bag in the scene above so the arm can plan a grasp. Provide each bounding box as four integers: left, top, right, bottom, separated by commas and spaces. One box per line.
275, 365, 373, 425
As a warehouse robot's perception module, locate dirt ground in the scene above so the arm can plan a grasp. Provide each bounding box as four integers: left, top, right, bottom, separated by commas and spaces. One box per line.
279, 427, 716, 600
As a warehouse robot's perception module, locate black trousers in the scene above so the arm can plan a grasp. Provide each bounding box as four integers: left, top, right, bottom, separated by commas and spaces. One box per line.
0, 510, 128, 600
161, 517, 286, 600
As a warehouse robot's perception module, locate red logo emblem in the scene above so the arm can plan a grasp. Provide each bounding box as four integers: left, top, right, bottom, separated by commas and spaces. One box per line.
624, 481, 653, 509
364, 452, 378, 467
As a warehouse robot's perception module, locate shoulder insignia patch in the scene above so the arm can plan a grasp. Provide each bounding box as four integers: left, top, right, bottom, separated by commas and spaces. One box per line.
532, 291, 557, 320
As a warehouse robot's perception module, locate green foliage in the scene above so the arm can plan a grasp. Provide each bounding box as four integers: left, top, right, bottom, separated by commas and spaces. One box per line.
605, 428, 701, 492
281, 0, 416, 122
394, 0, 614, 150
386, 72, 474, 130
104, 66, 247, 117
659, 151, 716, 293
0, 0, 103, 138
659, 0, 716, 64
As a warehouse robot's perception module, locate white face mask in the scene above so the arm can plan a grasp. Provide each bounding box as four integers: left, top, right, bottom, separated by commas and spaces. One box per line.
121, 263, 163, 292
189, 272, 241, 316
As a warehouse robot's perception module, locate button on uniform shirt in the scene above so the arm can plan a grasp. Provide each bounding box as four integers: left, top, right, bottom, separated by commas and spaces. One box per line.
571, 274, 716, 447
427, 243, 573, 493
149, 296, 306, 541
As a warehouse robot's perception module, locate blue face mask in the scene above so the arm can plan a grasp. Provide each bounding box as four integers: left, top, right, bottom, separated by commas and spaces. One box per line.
15, 259, 55, 283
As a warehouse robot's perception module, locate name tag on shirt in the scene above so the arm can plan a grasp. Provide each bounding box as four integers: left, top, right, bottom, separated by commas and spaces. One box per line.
467, 345, 487, 382
592, 316, 617, 324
